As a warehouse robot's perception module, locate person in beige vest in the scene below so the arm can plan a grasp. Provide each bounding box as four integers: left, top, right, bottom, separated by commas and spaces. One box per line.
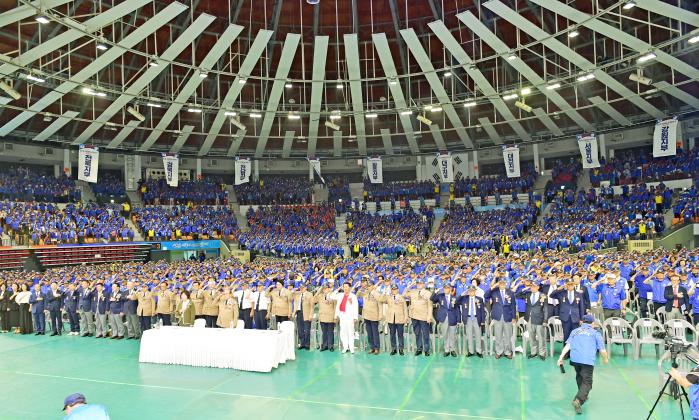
155, 282, 174, 326
136, 284, 155, 333
358, 281, 382, 354
190, 281, 205, 320
403, 278, 433, 356
269, 280, 292, 328
292, 282, 315, 350
314, 283, 337, 351
202, 280, 219, 328
378, 284, 409, 355
176, 290, 196, 327
216, 287, 239, 328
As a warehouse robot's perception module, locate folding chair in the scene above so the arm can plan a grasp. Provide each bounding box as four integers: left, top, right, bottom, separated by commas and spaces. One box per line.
602, 317, 636, 358
547, 316, 565, 357
633, 318, 664, 359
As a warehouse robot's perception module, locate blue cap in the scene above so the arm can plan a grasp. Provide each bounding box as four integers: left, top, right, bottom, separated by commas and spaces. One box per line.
416, 278, 424, 284
63, 393, 86, 410
582, 314, 595, 323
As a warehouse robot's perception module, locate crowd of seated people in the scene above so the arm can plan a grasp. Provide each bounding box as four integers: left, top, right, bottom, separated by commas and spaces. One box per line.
523, 185, 666, 251
234, 177, 313, 205
0, 201, 133, 245
590, 146, 699, 187
362, 180, 437, 201
452, 163, 537, 201
327, 177, 352, 212
430, 204, 537, 252
544, 159, 581, 203
239, 205, 341, 258
93, 173, 126, 200
346, 207, 433, 256
139, 177, 227, 205
0, 166, 80, 203
131, 205, 239, 241
672, 184, 699, 226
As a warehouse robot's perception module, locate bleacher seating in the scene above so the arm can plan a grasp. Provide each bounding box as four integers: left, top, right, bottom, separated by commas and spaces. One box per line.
0, 248, 30, 270
591, 146, 699, 187
131, 205, 239, 241
0, 166, 80, 203
139, 177, 227, 205
234, 176, 313, 205
347, 207, 433, 255
363, 180, 437, 201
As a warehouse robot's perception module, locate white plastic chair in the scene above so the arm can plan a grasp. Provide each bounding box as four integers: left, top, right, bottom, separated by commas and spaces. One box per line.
235, 320, 245, 330
547, 316, 565, 357
278, 321, 296, 361
664, 319, 696, 343
633, 318, 664, 359
516, 318, 529, 354
193, 318, 206, 328
655, 307, 667, 324
602, 317, 636, 359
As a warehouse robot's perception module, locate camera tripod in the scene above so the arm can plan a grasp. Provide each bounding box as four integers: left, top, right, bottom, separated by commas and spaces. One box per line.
646, 360, 692, 420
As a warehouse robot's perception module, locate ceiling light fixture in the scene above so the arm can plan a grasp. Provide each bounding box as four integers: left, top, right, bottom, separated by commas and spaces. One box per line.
96, 43, 108, 51
463, 102, 476, 108
507, 53, 517, 61
238, 78, 247, 84
568, 30, 579, 38
336, 80, 343, 89
306, 0, 320, 4
187, 108, 202, 113
629, 71, 652, 86
365, 113, 378, 119
577, 73, 595, 82
24, 74, 45, 83
430, 106, 443, 112
690, 35, 699, 44
502, 93, 518, 101
146, 103, 161, 108
389, 78, 397, 86
400, 110, 413, 115
199, 71, 208, 78
35, 16, 49, 24
520, 87, 532, 95
546, 83, 561, 90
329, 114, 341, 121
149, 61, 159, 67
443, 71, 452, 77
288, 113, 301, 120
622, 1, 636, 10
285, 83, 293, 88
225, 111, 237, 116
249, 112, 262, 118
637, 52, 657, 63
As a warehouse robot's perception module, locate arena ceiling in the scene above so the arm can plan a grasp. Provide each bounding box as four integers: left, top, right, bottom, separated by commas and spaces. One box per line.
0, 0, 697, 158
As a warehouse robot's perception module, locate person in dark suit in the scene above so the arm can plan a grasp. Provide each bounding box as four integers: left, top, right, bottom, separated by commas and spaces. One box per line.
431, 283, 461, 357
517, 281, 549, 360
0, 282, 10, 333
46, 282, 63, 336
28, 283, 46, 335
92, 283, 109, 338
78, 280, 95, 337
124, 281, 140, 339
458, 285, 485, 357
484, 278, 517, 359
63, 283, 80, 335
553, 279, 586, 342
664, 274, 689, 320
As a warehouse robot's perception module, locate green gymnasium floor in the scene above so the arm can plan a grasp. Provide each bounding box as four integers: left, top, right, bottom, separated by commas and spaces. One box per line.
0, 334, 685, 419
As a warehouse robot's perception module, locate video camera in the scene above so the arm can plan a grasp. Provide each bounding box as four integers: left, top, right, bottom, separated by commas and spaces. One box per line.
652, 329, 696, 365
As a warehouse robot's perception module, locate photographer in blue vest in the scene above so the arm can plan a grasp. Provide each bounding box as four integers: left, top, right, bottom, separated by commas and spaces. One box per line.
669, 367, 699, 420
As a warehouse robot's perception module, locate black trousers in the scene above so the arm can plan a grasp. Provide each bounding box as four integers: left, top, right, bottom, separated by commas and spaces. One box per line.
365, 320, 380, 350
49, 308, 62, 334
638, 297, 649, 318
67, 309, 79, 332
240, 309, 253, 329
562, 318, 576, 342
204, 315, 217, 328
139, 315, 151, 332
388, 323, 405, 350
296, 315, 311, 348
253, 310, 268, 329
157, 314, 171, 326
275, 315, 289, 328
571, 362, 594, 404
320, 322, 335, 349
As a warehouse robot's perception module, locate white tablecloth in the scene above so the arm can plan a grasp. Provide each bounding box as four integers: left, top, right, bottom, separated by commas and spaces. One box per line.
139, 323, 295, 372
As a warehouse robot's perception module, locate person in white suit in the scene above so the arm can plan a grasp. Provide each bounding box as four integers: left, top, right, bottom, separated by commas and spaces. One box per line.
331, 282, 359, 354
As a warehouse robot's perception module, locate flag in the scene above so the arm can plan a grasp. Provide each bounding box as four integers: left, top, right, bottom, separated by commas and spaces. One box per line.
78, 145, 99, 183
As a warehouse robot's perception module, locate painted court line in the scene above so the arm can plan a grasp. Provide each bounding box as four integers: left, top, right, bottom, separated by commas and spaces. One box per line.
5, 370, 513, 419
288, 361, 339, 398
610, 360, 659, 420
395, 355, 436, 417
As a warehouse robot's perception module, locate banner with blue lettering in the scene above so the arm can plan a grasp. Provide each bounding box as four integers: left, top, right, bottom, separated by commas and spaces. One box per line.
653, 117, 678, 157
502, 146, 520, 178
308, 158, 325, 183
234, 157, 251, 185
437, 152, 454, 183
161, 153, 179, 187
368, 157, 383, 184
577, 133, 600, 169
78, 145, 99, 183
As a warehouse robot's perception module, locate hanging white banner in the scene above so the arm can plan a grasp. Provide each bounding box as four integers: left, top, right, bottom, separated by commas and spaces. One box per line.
234, 158, 251, 185
502, 146, 521, 178
78, 145, 99, 183
437, 153, 454, 183
162, 153, 179, 187
309, 158, 324, 183
577, 133, 600, 169
653, 117, 678, 157
367, 157, 383, 184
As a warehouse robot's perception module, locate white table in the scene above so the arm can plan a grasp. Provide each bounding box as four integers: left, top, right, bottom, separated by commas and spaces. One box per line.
139, 323, 295, 373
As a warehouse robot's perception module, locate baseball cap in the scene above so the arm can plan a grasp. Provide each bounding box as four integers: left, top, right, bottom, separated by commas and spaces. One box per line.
582, 314, 595, 323
63, 393, 86, 411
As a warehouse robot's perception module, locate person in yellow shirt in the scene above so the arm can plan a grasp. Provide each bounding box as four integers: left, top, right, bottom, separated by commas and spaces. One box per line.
639, 222, 647, 240
654, 193, 663, 214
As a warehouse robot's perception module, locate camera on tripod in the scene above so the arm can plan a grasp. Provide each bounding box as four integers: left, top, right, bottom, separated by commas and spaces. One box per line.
652, 330, 695, 363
